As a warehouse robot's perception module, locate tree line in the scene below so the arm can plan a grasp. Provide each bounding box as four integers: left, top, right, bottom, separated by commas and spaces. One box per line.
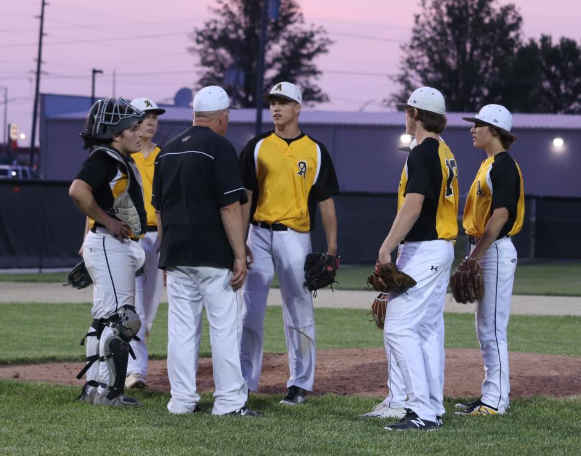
190, 0, 581, 114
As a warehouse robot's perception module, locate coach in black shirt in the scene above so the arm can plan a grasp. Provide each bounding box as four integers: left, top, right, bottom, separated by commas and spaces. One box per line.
152, 86, 257, 417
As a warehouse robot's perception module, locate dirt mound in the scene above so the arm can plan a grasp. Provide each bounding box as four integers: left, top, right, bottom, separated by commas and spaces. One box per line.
2, 348, 580, 398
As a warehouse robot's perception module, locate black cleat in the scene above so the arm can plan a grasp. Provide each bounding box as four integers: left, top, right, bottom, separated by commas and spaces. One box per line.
280, 385, 307, 406
225, 406, 261, 416
384, 409, 439, 431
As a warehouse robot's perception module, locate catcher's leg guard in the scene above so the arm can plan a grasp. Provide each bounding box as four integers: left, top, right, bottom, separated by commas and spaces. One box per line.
102, 334, 131, 399
76, 318, 106, 381
96, 306, 142, 406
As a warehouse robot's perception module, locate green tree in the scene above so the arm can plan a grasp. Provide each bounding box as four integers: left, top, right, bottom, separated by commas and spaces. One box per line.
537, 35, 581, 114
189, 0, 332, 107
390, 0, 525, 112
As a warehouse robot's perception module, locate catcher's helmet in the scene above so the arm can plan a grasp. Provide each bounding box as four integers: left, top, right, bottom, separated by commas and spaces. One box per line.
80, 97, 144, 147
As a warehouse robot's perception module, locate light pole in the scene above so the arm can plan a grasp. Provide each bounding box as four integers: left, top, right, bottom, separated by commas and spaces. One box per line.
91, 69, 103, 106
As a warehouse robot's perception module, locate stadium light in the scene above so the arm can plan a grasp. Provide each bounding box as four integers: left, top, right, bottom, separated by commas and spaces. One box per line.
400, 134, 412, 144
553, 137, 564, 148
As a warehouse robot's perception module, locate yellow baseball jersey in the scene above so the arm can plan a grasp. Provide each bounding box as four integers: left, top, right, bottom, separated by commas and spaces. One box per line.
463, 152, 524, 238
398, 137, 458, 241
239, 132, 339, 232
132, 146, 161, 227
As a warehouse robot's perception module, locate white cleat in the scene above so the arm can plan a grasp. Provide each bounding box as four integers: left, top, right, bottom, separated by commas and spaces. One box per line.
359, 403, 406, 419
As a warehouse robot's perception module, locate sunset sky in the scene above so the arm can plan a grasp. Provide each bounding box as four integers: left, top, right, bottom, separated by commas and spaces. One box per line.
1, 0, 579, 147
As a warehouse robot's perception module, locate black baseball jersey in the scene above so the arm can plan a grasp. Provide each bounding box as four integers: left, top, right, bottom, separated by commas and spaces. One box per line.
397, 137, 459, 242
152, 126, 248, 270
239, 131, 339, 232
463, 152, 525, 239
75, 147, 146, 234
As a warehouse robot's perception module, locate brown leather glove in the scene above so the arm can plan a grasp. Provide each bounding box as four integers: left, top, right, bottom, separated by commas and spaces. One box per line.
450, 257, 485, 304
367, 262, 417, 294
368, 293, 388, 329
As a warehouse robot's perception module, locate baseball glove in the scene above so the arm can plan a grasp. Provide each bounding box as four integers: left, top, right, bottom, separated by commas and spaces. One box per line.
367, 262, 417, 294
450, 257, 484, 304
303, 252, 340, 293
65, 260, 93, 289
368, 293, 388, 329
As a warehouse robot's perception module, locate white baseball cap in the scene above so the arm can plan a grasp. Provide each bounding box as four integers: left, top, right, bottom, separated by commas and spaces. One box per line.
262, 81, 303, 104
193, 86, 232, 112
130, 97, 166, 115
396, 86, 446, 115
462, 104, 513, 132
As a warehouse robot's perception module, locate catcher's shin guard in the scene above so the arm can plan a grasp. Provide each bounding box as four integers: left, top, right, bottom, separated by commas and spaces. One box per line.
76, 318, 106, 381
101, 333, 133, 399
100, 306, 141, 399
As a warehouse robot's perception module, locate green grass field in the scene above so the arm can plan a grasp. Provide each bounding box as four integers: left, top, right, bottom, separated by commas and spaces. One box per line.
1, 303, 581, 454
3, 260, 581, 296
1, 304, 581, 365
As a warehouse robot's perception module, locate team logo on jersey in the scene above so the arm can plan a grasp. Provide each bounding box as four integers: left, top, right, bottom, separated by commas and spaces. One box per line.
297, 161, 307, 178
476, 180, 484, 197
431, 266, 438, 271
182, 136, 191, 142
144, 99, 153, 108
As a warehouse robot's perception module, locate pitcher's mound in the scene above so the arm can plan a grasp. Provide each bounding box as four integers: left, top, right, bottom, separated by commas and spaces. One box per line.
1, 348, 580, 398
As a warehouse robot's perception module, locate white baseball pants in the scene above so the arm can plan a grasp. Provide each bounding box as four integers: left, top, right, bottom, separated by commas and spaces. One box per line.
473, 236, 517, 412
241, 225, 315, 392
384, 240, 453, 422
82, 228, 145, 392
166, 266, 248, 416
128, 231, 164, 378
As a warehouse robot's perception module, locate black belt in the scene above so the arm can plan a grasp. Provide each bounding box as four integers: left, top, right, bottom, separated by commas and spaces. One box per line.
146, 225, 158, 232
252, 221, 288, 231
468, 236, 479, 245
90, 225, 139, 242
468, 235, 509, 245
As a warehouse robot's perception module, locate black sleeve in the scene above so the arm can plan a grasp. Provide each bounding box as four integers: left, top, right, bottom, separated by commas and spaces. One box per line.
404, 147, 435, 200
75, 150, 116, 191
313, 142, 339, 201
151, 153, 162, 211
214, 139, 249, 208
239, 137, 260, 192
491, 158, 519, 211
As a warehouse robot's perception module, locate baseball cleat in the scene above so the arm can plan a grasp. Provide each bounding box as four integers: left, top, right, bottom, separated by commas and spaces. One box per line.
125, 372, 147, 389
77, 384, 98, 405
95, 391, 142, 407
280, 385, 307, 406
436, 415, 444, 427
359, 403, 406, 419
455, 399, 480, 411
455, 399, 503, 416
384, 409, 439, 431
225, 406, 261, 417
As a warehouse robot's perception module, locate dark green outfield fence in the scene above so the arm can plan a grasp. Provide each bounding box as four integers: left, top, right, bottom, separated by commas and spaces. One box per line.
1, 180, 580, 269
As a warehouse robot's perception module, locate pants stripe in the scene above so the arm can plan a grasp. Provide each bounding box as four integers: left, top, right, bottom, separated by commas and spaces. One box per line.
493, 243, 502, 410
102, 236, 119, 312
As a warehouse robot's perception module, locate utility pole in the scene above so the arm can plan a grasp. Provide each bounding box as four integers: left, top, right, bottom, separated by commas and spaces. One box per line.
91, 69, 103, 106
29, 0, 47, 167
0, 84, 7, 153
254, 0, 269, 136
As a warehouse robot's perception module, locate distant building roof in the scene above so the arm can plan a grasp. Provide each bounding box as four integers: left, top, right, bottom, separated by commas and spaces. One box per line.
50, 108, 581, 130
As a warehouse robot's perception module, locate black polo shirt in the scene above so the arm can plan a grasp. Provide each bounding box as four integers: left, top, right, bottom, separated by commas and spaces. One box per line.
152, 126, 248, 270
